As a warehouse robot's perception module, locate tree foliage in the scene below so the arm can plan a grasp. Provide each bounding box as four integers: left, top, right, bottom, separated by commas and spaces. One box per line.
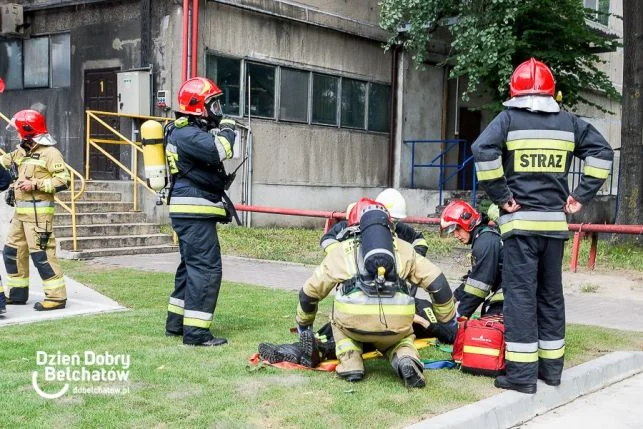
380, 0, 621, 112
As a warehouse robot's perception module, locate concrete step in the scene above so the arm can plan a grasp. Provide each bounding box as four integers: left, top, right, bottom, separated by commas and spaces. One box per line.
83, 180, 132, 192
58, 234, 174, 251
53, 223, 162, 238
55, 201, 134, 213
59, 244, 178, 260
54, 211, 147, 225
56, 190, 123, 202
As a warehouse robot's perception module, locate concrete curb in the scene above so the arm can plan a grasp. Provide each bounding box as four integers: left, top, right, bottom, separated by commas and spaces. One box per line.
408, 351, 643, 429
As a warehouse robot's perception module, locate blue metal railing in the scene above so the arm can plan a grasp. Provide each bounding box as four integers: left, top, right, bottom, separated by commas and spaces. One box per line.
404, 139, 478, 207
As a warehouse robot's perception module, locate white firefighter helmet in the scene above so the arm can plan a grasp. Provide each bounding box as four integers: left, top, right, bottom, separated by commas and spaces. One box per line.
375, 188, 407, 219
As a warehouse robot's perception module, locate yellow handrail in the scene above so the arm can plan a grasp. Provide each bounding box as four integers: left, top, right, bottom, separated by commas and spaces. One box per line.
85, 110, 171, 211
0, 110, 86, 251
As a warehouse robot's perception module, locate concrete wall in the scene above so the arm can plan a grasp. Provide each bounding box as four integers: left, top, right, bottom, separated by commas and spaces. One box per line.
0, 0, 144, 172
397, 53, 446, 189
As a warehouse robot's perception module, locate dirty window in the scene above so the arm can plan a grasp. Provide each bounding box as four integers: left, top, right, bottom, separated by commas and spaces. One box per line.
341, 78, 366, 129
0, 39, 23, 90
246, 63, 275, 119
206, 54, 241, 116
280, 68, 309, 123
368, 83, 391, 132
312, 73, 338, 125
23, 37, 49, 88
51, 33, 71, 88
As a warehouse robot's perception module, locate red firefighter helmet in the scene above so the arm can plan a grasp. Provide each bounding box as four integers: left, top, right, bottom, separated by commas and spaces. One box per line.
440, 200, 481, 234
509, 58, 555, 98
7, 109, 57, 145
347, 198, 390, 226
177, 77, 223, 116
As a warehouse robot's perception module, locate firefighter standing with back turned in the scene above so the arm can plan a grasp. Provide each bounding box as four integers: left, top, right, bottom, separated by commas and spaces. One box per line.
164, 77, 237, 346
472, 58, 614, 393
2, 110, 70, 311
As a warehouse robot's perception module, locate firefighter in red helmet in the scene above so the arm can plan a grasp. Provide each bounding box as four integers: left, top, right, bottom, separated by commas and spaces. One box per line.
1, 109, 70, 311
440, 200, 504, 319
164, 77, 237, 346
296, 198, 455, 386
472, 58, 613, 393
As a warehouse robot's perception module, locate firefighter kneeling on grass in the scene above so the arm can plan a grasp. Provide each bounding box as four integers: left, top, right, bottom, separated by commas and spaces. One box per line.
295, 198, 456, 387
1, 110, 70, 311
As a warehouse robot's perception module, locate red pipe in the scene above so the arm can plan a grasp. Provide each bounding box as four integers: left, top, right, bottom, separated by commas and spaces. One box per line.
570, 232, 581, 273
568, 224, 643, 234
181, 0, 189, 82
191, 0, 199, 78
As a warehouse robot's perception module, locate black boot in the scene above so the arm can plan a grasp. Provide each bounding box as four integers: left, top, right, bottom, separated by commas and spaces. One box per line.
193, 337, 228, 347
258, 343, 280, 363
397, 357, 426, 388
165, 331, 182, 337
0, 293, 6, 314
538, 373, 561, 386
339, 371, 364, 382
494, 376, 537, 394
275, 343, 304, 364
299, 330, 321, 368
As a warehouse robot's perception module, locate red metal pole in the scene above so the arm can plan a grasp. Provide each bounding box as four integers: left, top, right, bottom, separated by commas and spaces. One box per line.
182, 0, 189, 83
568, 224, 643, 234
570, 232, 581, 273
588, 232, 598, 270
191, 0, 199, 78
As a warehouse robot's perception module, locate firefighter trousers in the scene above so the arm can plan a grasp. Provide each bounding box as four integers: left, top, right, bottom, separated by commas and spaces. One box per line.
166, 217, 223, 345
502, 235, 565, 385
331, 321, 420, 378
3, 216, 66, 304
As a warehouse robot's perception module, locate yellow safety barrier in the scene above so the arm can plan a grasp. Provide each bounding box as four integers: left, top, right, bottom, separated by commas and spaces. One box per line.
84, 110, 171, 211
0, 111, 86, 251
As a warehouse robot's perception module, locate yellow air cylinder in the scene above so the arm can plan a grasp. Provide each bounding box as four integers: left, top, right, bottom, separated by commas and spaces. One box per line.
140, 120, 167, 191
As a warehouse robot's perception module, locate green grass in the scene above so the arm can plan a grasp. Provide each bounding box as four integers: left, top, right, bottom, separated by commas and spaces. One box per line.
563, 239, 643, 271
1, 261, 641, 428
216, 225, 458, 265
209, 225, 640, 272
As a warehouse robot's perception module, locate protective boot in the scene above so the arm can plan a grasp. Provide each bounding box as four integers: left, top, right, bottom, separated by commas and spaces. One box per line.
538, 371, 561, 386
258, 343, 281, 363
395, 356, 426, 388
494, 376, 537, 394
33, 299, 66, 311
194, 337, 228, 347
299, 330, 321, 368
275, 343, 303, 364
0, 291, 6, 314
6, 297, 27, 305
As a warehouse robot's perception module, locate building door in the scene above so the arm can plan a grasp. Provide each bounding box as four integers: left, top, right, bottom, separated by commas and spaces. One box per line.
84, 68, 120, 180
457, 108, 482, 190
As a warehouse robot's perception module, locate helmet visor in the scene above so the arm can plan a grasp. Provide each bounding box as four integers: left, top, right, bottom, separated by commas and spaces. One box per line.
205, 97, 223, 118
440, 223, 457, 236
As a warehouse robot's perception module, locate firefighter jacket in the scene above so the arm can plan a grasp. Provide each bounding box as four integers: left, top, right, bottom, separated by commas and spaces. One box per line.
1, 145, 70, 222
320, 220, 428, 256
297, 237, 455, 337
472, 108, 614, 239
165, 117, 236, 220
457, 224, 503, 318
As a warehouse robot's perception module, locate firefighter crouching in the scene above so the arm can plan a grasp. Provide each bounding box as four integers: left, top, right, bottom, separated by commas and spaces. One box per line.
2, 110, 70, 311
164, 77, 237, 346
296, 199, 456, 387
440, 200, 504, 319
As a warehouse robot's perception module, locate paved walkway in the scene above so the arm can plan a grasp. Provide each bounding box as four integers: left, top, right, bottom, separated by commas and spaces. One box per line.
89, 252, 643, 332
519, 372, 643, 429
0, 261, 126, 327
